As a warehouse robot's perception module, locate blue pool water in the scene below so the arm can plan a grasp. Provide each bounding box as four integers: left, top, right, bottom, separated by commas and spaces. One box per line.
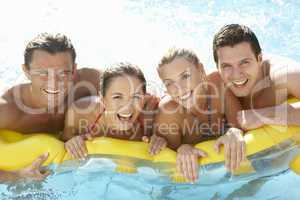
1, 0, 300, 199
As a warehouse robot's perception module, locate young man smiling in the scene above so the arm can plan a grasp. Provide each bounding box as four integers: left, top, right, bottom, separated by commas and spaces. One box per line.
213, 24, 300, 130
0, 33, 159, 182
0, 33, 101, 182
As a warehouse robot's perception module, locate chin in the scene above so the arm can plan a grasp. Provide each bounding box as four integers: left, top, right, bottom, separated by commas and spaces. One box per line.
182, 98, 197, 109
119, 125, 132, 131
231, 89, 250, 98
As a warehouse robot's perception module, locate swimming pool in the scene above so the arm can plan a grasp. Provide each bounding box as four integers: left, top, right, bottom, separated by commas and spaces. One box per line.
1, 0, 300, 199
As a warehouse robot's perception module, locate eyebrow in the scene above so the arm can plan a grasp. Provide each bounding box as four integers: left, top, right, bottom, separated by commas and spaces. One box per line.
221, 57, 253, 66
111, 92, 123, 96
132, 92, 143, 95
220, 62, 231, 67
240, 58, 252, 62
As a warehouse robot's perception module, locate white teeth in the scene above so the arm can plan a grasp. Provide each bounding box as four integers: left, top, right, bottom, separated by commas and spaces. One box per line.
119, 113, 133, 118
44, 89, 60, 94
232, 79, 248, 86
180, 91, 192, 101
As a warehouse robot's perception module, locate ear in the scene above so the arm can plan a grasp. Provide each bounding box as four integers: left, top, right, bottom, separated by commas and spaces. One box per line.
196, 62, 206, 75
99, 93, 106, 107
98, 93, 106, 112
72, 63, 77, 73
22, 64, 31, 80
157, 66, 163, 78
72, 63, 78, 79
196, 62, 204, 70
257, 53, 263, 63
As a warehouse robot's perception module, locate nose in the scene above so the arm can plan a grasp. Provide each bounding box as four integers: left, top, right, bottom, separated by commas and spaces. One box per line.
177, 80, 191, 97
118, 101, 134, 114
231, 66, 244, 80
47, 70, 66, 87
46, 73, 60, 90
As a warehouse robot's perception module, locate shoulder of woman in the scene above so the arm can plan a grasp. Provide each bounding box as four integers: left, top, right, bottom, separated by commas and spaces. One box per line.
68, 96, 104, 120
207, 71, 222, 83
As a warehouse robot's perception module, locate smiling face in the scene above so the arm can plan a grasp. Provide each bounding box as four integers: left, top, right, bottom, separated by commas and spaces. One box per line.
103, 75, 145, 131
24, 50, 75, 109
217, 42, 262, 97
158, 57, 205, 110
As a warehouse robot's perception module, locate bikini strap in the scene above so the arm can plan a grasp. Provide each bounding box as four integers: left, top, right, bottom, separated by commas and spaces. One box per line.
86, 106, 105, 135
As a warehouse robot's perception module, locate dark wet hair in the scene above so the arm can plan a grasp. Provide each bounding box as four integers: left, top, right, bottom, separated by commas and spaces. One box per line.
100, 62, 146, 97
24, 33, 76, 67
213, 24, 262, 64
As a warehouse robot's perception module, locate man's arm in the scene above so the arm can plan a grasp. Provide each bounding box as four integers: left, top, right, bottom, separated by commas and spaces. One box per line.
239, 101, 300, 128
0, 153, 50, 183
238, 61, 300, 129
268, 60, 300, 125
0, 170, 21, 182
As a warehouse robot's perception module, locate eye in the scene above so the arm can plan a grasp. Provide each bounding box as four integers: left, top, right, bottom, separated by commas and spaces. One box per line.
221, 64, 232, 69
112, 95, 122, 100
41, 72, 48, 75
241, 60, 250, 66
133, 95, 142, 100
59, 70, 72, 78
62, 70, 71, 75
182, 73, 191, 80
164, 81, 174, 88
31, 70, 48, 77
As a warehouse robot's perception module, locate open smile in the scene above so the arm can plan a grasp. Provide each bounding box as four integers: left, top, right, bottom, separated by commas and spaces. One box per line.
43, 88, 60, 94
117, 113, 133, 122
232, 79, 248, 87
179, 91, 193, 101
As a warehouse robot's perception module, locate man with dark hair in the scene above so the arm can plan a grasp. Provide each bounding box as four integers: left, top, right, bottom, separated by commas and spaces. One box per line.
213, 24, 300, 130
0, 33, 159, 182
0, 33, 101, 182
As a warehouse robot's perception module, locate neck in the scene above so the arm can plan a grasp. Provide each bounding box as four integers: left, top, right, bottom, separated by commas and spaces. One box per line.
240, 62, 270, 109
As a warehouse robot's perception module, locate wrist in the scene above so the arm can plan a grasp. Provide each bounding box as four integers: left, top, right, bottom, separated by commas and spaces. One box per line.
177, 144, 193, 153
226, 127, 244, 136
13, 170, 25, 180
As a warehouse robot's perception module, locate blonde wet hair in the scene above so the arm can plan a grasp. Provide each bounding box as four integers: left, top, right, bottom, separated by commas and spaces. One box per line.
158, 47, 200, 69
158, 47, 208, 91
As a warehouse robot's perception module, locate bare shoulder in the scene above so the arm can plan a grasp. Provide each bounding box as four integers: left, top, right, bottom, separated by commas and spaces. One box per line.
268, 56, 300, 88
70, 96, 103, 118
77, 67, 101, 83
207, 71, 221, 81
207, 71, 226, 98
0, 84, 29, 115
155, 95, 184, 124
73, 67, 102, 98
1, 83, 28, 102
270, 57, 300, 98
207, 71, 222, 87
0, 84, 28, 127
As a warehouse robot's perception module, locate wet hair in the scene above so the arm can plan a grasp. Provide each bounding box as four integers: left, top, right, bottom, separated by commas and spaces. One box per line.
158, 47, 200, 68
100, 62, 146, 97
213, 24, 262, 64
24, 33, 76, 67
